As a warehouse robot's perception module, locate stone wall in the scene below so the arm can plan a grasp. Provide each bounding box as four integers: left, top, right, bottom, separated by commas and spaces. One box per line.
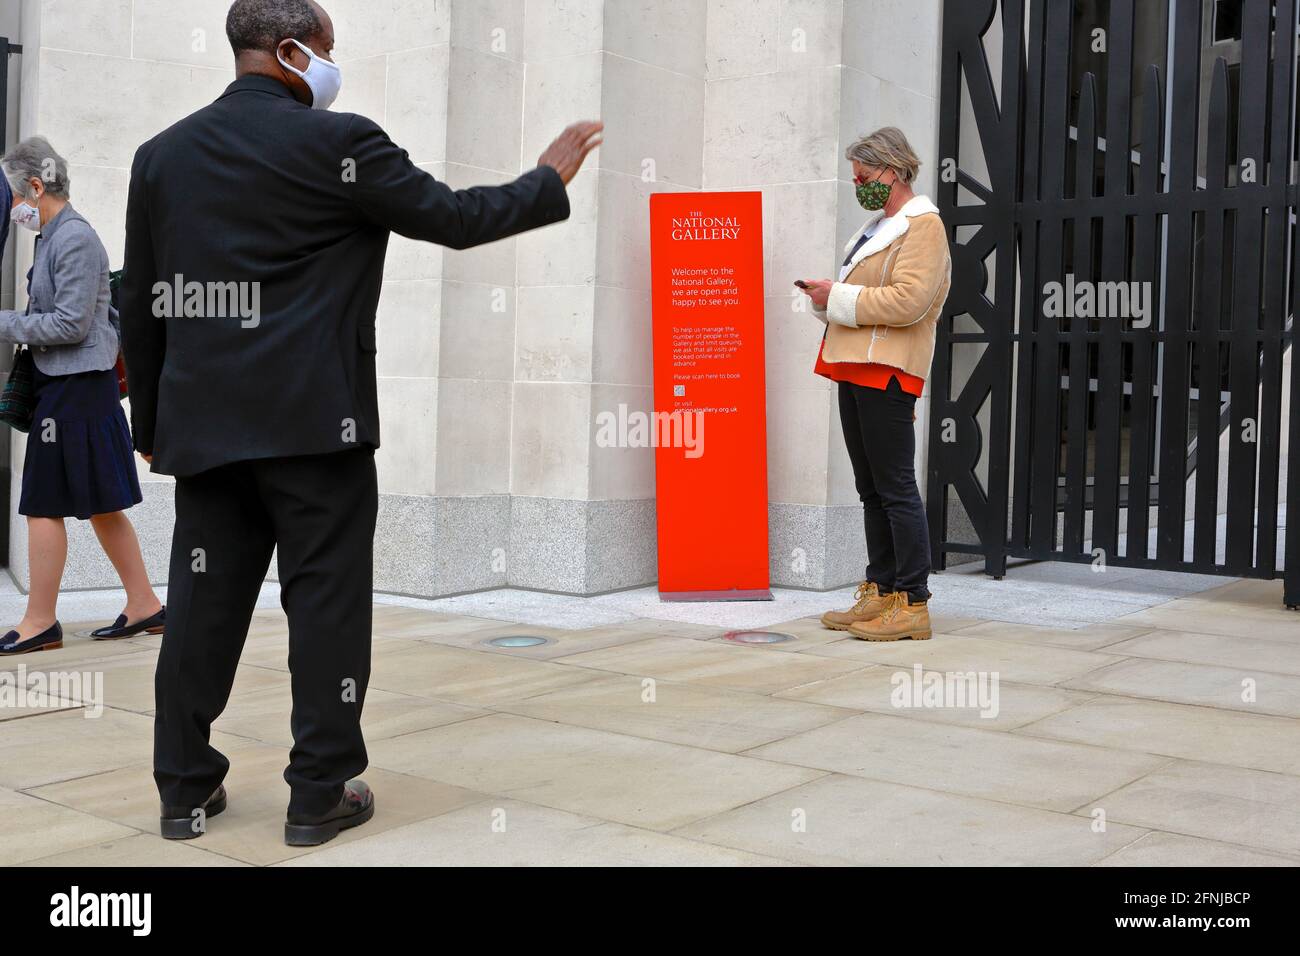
4, 0, 944, 595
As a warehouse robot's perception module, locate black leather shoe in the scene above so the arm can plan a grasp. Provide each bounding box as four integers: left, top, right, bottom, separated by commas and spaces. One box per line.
284, 779, 375, 847
91, 607, 165, 640
0, 622, 63, 655
160, 785, 227, 840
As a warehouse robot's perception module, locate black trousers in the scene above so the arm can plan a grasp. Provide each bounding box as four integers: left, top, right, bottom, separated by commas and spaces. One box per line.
837, 378, 932, 602
153, 448, 378, 817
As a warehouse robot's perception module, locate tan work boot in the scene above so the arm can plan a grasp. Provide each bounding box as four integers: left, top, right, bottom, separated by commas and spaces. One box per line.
820, 581, 888, 631
847, 591, 932, 641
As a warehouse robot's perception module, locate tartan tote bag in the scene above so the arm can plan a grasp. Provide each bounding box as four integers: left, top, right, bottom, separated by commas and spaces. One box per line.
0, 345, 37, 433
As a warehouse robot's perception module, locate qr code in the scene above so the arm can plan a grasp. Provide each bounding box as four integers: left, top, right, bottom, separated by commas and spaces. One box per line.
674, 385, 685, 397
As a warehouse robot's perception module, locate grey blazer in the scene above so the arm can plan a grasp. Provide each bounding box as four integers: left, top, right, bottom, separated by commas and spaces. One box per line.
0, 204, 120, 376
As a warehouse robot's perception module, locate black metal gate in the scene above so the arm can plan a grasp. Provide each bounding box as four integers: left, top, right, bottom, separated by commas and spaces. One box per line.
929, 0, 1300, 608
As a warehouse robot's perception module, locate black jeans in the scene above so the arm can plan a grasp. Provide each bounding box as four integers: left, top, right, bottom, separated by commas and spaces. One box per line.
153, 448, 378, 818
837, 377, 932, 603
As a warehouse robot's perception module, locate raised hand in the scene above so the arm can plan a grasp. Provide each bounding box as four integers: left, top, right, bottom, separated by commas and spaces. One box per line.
538, 121, 604, 185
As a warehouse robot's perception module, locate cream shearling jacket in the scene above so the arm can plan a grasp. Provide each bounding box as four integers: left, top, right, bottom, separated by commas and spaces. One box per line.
815, 195, 951, 382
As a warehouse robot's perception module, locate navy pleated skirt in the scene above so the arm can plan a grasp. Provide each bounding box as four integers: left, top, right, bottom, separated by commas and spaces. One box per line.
19, 364, 143, 520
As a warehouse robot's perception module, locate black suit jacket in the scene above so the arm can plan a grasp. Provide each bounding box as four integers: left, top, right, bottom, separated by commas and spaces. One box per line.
121, 74, 570, 477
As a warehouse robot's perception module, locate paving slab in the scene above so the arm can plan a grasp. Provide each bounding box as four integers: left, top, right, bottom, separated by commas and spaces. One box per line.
279, 800, 792, 867
746, 712, 1167, 811
366, 713, 824, 831
673, 773, 1147, 866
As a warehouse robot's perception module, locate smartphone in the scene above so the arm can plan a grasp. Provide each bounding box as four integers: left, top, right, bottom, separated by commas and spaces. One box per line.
793, 280, 811, 290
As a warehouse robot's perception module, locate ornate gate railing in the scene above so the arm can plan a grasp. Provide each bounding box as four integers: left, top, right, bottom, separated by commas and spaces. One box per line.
928, 0, 1300, 608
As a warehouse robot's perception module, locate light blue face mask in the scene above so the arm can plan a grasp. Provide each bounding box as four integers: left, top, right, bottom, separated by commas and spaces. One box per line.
277, 38, 343, 111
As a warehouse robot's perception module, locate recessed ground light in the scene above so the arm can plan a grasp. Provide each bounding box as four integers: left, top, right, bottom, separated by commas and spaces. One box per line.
483, 635, 551, 648
723, 630, 795, 644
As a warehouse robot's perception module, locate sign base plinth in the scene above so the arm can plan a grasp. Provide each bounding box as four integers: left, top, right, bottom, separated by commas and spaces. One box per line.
658, 588, 774, 603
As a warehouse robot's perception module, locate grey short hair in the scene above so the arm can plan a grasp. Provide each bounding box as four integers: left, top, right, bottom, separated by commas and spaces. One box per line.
845, 127, 921, 184
1, 136, 71, 199
226, 0, 322, 55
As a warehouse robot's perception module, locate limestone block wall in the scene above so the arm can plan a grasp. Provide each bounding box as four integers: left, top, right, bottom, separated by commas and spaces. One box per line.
4, 0, 945, 597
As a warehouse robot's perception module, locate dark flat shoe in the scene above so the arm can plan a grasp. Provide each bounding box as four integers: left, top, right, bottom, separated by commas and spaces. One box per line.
0, 622, 63, 655
160, 785, 227, 840
91, 607, 165, 640
284, 779, 374, 847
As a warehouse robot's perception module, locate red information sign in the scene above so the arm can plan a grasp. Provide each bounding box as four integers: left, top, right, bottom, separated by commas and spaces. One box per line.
648, 191, 771, 600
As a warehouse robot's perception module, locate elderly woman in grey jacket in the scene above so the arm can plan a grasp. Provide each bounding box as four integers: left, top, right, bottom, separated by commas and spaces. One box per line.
0, 137, 163, 654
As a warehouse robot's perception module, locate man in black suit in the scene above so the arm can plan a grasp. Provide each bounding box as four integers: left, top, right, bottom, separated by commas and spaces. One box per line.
121, 0, 601, 846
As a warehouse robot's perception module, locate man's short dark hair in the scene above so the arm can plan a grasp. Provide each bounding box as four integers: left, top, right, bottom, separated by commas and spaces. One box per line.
226, 0, 322, 55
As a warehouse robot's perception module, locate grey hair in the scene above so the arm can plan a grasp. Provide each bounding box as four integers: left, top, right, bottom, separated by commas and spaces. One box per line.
226, 0, 322, 55
845, 127, 921, 184
1, 136, 71, 199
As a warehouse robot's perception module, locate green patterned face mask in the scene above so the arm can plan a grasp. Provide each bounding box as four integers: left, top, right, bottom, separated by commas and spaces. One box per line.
855, 174, 891, 211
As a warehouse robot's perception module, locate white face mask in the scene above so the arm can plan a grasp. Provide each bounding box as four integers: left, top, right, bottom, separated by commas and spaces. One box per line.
10, 198, 41, 233
277, 38, 342, 111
